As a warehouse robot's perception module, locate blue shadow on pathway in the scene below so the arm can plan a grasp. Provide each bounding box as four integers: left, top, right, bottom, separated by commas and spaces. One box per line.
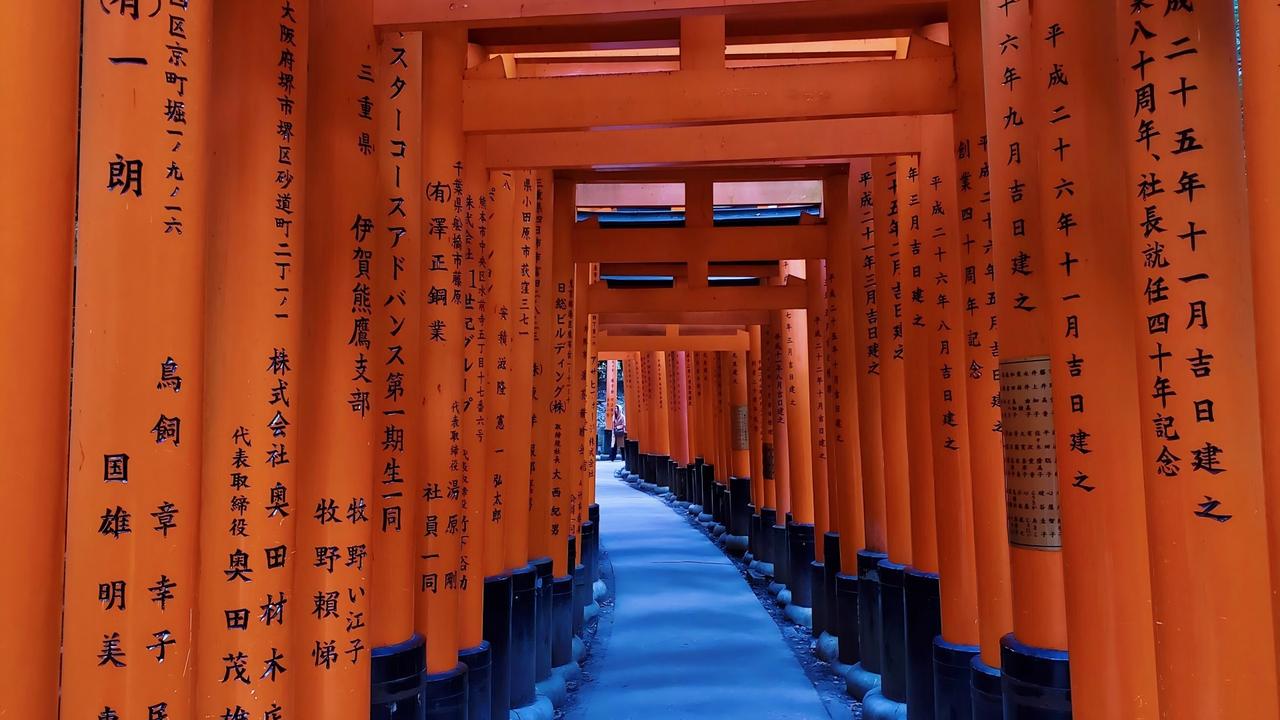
567, 462, 836, 720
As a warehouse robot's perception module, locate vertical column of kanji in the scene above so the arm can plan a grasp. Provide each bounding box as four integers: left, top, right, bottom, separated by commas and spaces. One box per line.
61, 3, 210, 718
507, 173, 536, 569
371, 27, 422, 652
864, 156, 911, 707
605, 360, 618, 456
485, 171, 516, 577
729, 347, 751, 479
748, 329, 767, 516
530, 172, 556, 560
419, 26, 467, 686
921, 113, 985, 714
665, 352, 681, 466
293, 2, 377, 714
1030, 3, 1162, 716
1116, 3, 1280, 716
1243, 0, 1280, 655
779, 260, 816, 617
0, 2, 76, 716
655, 352, 673, 459
804, 259, 832, 567
950, 1, 1012, 707
718, 352, 734, 480
585, 273, 602, 507
549, 178, 576, 578
196, 3, 306, 719
689, 352, 703, 466
771, 310, 793, 524
570, 262, 593, 542
979, 0, 1070, 666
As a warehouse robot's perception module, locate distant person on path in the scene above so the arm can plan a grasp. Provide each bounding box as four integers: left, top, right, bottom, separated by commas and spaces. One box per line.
609, 405, 626, 461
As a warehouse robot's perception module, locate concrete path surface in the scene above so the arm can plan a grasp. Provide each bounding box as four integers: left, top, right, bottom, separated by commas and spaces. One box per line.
568, 461, 833, 720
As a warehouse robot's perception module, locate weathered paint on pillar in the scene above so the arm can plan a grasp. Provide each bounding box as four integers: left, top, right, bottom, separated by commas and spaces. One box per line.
897, 157, 938, 574
874, 157, 912, 565
421, 25, 468, 666
950, 0, 1012, 670
294, 2, 379, 713
61, 3, 211, 717
1116, 3, 1280, 715
0, 2, 76, 716
980, 0, 1068, 651
570, 261, 592, 540
730, 347, 752, 479
370, 28, 423, 649
852, 162, 887, 557
922, 114, 982, 646
196, 3, 308, 716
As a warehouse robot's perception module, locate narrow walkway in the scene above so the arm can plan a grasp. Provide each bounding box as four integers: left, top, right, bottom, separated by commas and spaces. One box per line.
569, 461, 833, 720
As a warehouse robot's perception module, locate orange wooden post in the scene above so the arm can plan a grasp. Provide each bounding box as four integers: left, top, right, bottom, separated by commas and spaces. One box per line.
195, 3, 308, 718
507, 171, 537, 570
293, 3, 379, 715
1115, 3, 1280, 716
1242, 0, 1280, 669
605, 359, 618, 453
370, 27, 423, 652
768, 320, 792, 569
570, 241, 592, 559
863, 155, 912, 706
455, 140, 494, 713
895, 151, 945, 714
823, 171, 868, 659
673, 351, 693, 466
748, 329, 767, 515
549, 178, 577, 579
948, 1, 1013, 704
1029, 2, 1163, 716
921, 112, 985, 714
0, 2, 76, 717
419, 27, 468, 692
730, 348, 752, 479
980, 0, 1070, 692
760, 325, 780, 515
60, 3, 210, 718
804, 258, 832, 566
653, 351, 673, 460
529, 171, 554, 563
778, 260, 817, 618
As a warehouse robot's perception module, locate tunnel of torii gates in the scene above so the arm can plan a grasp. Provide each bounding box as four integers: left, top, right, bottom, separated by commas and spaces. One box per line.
4, 0, 1280, 720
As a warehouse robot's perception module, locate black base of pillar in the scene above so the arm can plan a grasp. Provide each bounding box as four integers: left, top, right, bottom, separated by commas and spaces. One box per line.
1000, 634, 1071, 719
858, 550, 889, 673
821, 532, 840, 640
424, 662, 468, 720
531, 557, 554, 682
864, 687, 909, 720
459, 641, 492, 720
572, 563, 588, 636
588, 504, 601, 581
482, 574, 513, 720
878, 559, 909, 703
509, 565, 538, 709
970, 657, 1003, 720
729, 476, 752, 537
904, 568, 941, 718
581, 519, 598, 588
550, 576, 575, 667
786, 523, 816, 608
759, 508, 777, 568
809, 560, 826, 635
835, 572, 861, 665
371, 634, 426, 719
932, 637, 979, 720
772, 524, 790, 585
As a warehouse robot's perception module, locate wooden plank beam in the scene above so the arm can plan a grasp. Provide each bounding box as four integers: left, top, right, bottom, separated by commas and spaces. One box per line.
486, 116, 921, 169
597, 310, 770, 325
574, 223, 827, 263
586, 281, 807, 313
596, 330, 751, 352
599, 262, 780, 277
576, 180, 822, 207
463, 58, 954, 133
568, 165, 845, 183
